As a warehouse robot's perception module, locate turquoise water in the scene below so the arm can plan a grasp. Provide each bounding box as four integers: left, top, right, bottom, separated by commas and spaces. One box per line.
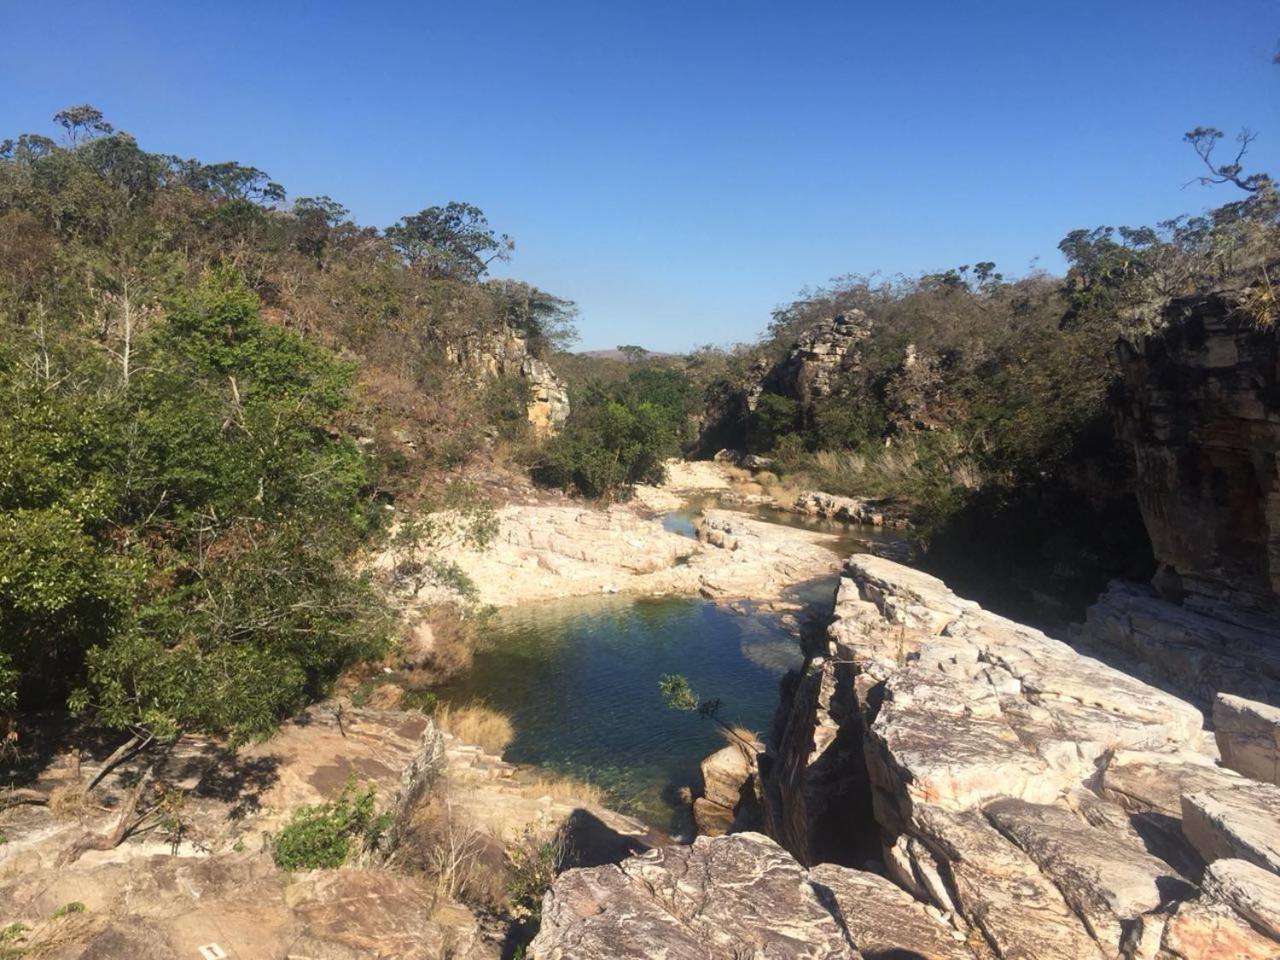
437, 592, 810, 835
438, 505, 900, 834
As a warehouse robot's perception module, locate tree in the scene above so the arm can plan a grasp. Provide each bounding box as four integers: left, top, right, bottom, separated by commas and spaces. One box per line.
53, 104, 114, 147
617, 344, 649, 363
1184, 127, 1274, 194
659, 674, 755, 750
386, 202, 512, 279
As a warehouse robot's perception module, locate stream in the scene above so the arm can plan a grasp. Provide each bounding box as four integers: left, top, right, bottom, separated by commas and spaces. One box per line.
437, 501, 898, 835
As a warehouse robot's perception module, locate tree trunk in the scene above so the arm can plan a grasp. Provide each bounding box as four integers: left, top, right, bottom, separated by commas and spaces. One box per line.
58, 765, 153, 865
85, 731, 151, 793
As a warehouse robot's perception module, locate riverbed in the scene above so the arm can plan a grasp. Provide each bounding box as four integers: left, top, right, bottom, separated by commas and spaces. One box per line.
437, 502, 899, 834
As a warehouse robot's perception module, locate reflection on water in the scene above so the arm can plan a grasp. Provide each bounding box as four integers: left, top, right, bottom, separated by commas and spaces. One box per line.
437, 593, 805, 834
438, 499, 904, 834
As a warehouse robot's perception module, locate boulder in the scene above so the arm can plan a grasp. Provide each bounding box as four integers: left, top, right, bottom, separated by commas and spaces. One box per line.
1215, 693, 1280, 784
1181, 782, 1280, 874
530, 832, 972, 960
692, 736, 763, 837
1204, 858, 1280, 940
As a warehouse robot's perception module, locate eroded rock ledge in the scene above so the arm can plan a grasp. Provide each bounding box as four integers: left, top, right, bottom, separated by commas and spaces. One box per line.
529, 831, 970, 960
537, 556, 1280, 959
391, 503, 843, 608
767, 555, 1280, 959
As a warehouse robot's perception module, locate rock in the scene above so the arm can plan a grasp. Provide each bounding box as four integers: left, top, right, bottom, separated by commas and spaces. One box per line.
381, 499, 846, 608
1113, 291, 1280, 621
1181, 782, 1280, 874
531, 831, 971, 960
1158, 895, 1280, 959
446, 324, 569, 437
1076, 580, 1280, 709
807, 863, 974, 960
741, 453, 773, 471
692, 735, 763, 837
767, 312, 874, 407
791, 490, 911, 528
763, 555, 1253, 959
1204, 858, 1280, 940
1215, 693, 1280, 784
693, 313, 873, 455
984, 797, 1194, 950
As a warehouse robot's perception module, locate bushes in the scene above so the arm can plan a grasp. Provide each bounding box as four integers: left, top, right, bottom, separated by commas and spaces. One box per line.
272, 778, 389, 870
534, 367, 697, 499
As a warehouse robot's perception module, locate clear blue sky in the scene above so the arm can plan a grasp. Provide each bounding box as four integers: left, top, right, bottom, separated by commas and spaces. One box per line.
2, 1, 1276, 351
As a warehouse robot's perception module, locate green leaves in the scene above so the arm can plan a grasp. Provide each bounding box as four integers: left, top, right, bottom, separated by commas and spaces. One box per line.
0, 265, 388, 742
272, 777, 388, 870
534, 367, 696, 499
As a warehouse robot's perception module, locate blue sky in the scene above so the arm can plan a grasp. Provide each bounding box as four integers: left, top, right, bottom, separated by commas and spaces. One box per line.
2, 1, 1276, 351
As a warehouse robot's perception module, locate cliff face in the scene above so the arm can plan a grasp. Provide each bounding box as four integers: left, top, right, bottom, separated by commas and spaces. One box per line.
761, 556, 1280, 959
758, 311, 873, 408
695, 311, 873, 454
446, 326, 570, 437
1113, 291, 1280, 622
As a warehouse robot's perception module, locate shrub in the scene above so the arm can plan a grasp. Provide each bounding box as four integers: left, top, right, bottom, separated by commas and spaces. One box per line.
400, 689, 439, 713
272, 777, 389, 870
51, 902, 86, 919
506, 827, 565, 922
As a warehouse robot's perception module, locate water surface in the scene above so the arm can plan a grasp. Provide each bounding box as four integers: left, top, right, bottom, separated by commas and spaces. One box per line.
439, 502, 901, 833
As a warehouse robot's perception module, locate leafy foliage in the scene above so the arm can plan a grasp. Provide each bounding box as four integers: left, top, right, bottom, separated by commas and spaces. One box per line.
0, 105, 558, 743
272, 777, 389, 870
534, 367, 698, 498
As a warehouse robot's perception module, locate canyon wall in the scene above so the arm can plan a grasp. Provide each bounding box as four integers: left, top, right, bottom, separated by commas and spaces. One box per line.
759, 555, 1280, 959
1076, 292, 1280, 708
1112, 290, 1279, 623
446, 325, 570, 437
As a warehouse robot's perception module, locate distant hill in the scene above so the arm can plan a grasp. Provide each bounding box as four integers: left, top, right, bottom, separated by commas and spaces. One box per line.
578, 348, 679, 361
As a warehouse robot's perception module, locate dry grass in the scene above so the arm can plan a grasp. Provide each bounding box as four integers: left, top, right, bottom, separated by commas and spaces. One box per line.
515, 775, 604, 807
47, 783, 94, 821
434, 701, 514, 755
719, 725, 763, 761
397, 605, 478, 682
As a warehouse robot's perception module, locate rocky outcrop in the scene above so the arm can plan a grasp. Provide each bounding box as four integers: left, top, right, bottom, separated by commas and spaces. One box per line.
392, 502, 845, 608
1215, 693, 1280, 785
694, 313, 872, 453
691, 734, 764, 837
756, 312, 873, 408
791, 490, 912, 528
529, 831, 973, 960
763, 555, 1280, 959
447, 325, 570, 437
1077, 580, 1280, 709
1112, 291, 1279, 621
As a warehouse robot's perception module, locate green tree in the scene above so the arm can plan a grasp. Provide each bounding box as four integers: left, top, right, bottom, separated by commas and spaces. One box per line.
386, 201, 512, 279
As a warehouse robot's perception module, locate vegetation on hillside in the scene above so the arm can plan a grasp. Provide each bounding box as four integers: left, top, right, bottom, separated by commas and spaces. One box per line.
0, 106, 570, 759
533, 365, 699, 498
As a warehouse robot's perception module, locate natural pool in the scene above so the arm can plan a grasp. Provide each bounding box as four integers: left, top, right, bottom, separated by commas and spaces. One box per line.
437, 506, 897, 834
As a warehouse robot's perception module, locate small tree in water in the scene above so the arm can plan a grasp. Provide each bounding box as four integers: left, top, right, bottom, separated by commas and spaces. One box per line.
659, 674, 756, 751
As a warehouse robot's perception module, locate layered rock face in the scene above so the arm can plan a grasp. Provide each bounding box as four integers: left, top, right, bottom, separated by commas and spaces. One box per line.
1074, 297, 1280, 710
1112, 292, 1279, 621
756, 311, 873, 408
694, 312, 872, 453
447, 325, 570, 436
530, 832, 973, 960
764, 556, 1280, 959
